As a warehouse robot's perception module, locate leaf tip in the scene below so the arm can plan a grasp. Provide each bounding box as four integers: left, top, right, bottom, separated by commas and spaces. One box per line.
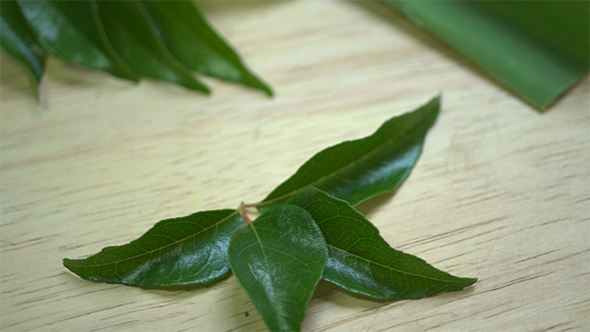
62, 258, 77, 273
196, 83, 212, 95
246, 77, 274, 97
262, 85, 274, 97
463, 277, 478, 287
430, 93, 442, 108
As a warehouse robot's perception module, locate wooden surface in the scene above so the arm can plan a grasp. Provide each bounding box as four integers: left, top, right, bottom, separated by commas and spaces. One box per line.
1, 1, 589, 331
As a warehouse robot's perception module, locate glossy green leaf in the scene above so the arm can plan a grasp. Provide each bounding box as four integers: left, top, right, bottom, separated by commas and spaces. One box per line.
63, 209, 243, 288
229, 205, 327, 332
383, 0, 589, 110
95, 0, 209, 93
259, 96, 440, 212
288, 188, 476, 300
17, 0, 138, 82
0, 0, 46, 95
143, 0, 272, 96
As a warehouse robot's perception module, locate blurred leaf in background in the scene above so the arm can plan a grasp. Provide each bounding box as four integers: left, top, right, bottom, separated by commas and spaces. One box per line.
3, 0, 586, 110
144, 0, 273, 96
384, 0, 589, 111
0, 0, 272, 97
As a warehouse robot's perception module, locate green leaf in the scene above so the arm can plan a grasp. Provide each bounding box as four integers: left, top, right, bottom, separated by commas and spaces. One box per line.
63, 209, 243, 288
383, 0, 589, 110
259, 95, 440, 212
17, 0, 139, 82
143, 0, 272, 96
0, 0, 46, 96
288, 188, 476, 300
95, 0, 209, 93
228, 205, 327, 332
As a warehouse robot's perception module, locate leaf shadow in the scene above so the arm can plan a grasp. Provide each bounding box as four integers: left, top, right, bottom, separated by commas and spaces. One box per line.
142, 272, 233, 293
0, 51, 39, 97
55, 60, 175, 96
44, 58, 140, 98
355, 190, 398, 219
62, 267, 234, 299
313, 280, 387, 309
313, 279, 478, 310
226, 281, 268, 331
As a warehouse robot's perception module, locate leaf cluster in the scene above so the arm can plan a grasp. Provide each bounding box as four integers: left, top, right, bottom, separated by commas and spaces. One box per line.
0, 0, 272, 97
63, 96, 476, 331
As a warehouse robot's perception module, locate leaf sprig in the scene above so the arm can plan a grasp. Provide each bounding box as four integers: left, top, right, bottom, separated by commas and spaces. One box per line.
63, 96, 476, 332
0, 0, 272, 97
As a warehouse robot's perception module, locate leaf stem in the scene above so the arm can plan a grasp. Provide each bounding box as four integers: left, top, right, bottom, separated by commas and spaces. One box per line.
239, 202, 253, 226
242, 202, 260, 208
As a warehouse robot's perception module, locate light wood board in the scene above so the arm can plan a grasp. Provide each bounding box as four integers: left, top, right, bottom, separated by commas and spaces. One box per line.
1, 1, 588, 331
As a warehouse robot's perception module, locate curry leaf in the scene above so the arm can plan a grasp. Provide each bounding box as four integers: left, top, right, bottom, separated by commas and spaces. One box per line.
383, 0, 589, 110
64, 95, 478, 331
259, 95, 440, 212
288, 187, 477, 300
17, 0, 139, 82
143, 0, 272, 96
0, 0, 46, 96
228, 205, 327, 332
8, 0, 270, 96
95, 0, 209, 93
63, 209, 243, 288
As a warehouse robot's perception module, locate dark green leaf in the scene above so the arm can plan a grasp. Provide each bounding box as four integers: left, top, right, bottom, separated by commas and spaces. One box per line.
0, 0, 46, 95
95, 0, 209, 93
63, 209, 243, 288
17, 0, 138, 82
144, 0, 272, 96
229, 205, 327, 332
259, 95, 440, 212
383, 0, 589, 110
288, 188, 477, 300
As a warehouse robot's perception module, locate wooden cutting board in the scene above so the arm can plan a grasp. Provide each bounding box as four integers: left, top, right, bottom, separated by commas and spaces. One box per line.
2, 1, 588, 331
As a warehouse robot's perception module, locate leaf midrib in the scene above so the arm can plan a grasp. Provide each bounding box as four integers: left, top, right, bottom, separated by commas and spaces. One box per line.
249, 222, 283, 328
262, 103, 435, 206
70, 210, 238, 268
328, 244, 465, 284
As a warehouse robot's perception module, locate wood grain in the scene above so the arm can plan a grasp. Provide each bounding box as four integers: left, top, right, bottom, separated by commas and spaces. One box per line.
1, 1, 588, 331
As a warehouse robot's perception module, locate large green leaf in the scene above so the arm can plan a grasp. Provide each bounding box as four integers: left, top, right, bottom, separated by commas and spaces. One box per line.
228, 205, 327, 332
143, 0, 272, 96
0, 0, 46, 95
95, 0, 209, 93
288, 188, 476, 300
8, 0, 273, 97
63, 209, 243, 288
383, 0, 589, 110
17, 0, 138, 82
259, 96, 440, 212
